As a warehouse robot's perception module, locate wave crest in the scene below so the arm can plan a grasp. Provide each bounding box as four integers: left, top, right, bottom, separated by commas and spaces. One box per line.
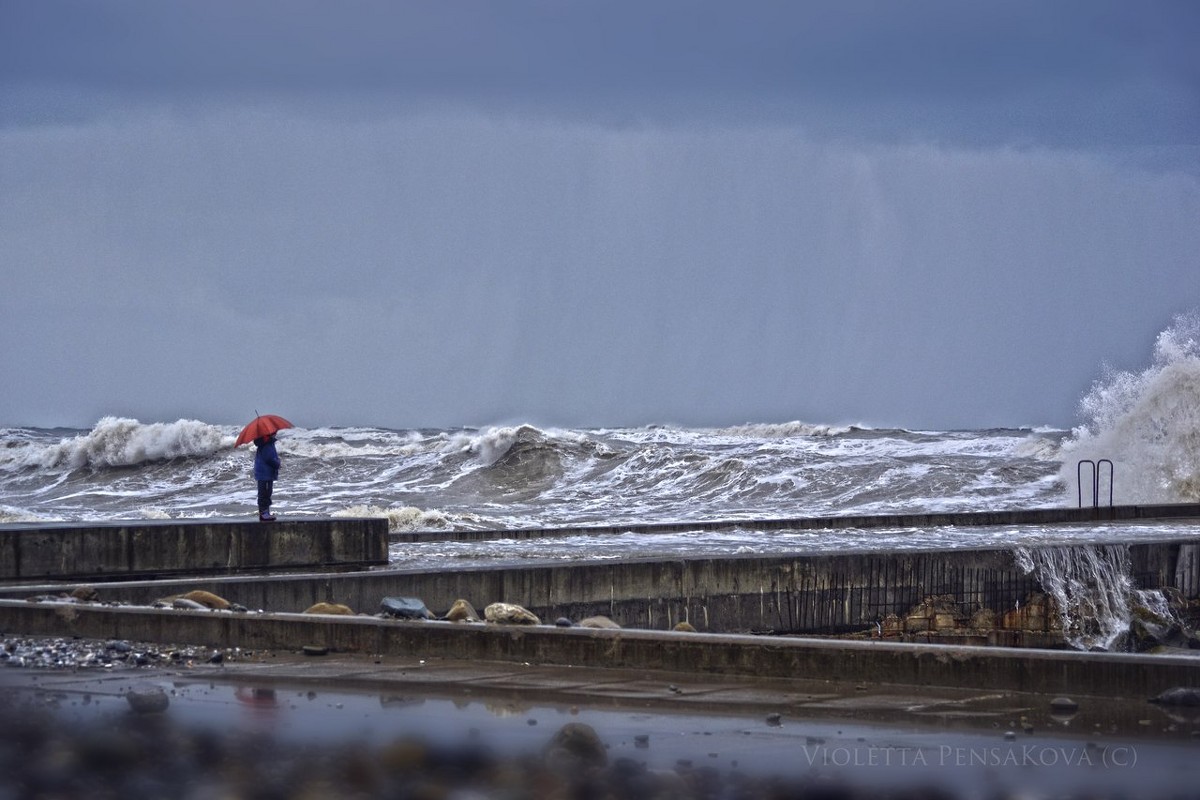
1061, 311, 1200, 503
718, 421, 858, 438
6, 417, 232, 472
449, 424, 605, 466
333, 504, 478, 532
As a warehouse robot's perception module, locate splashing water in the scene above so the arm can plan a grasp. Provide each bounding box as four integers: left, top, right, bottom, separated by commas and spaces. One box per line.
1013, 544, 1174, 651
1061, 311, 1200, 505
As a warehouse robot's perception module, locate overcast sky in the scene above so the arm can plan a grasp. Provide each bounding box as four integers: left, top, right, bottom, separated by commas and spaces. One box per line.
2, 1, 1197, 431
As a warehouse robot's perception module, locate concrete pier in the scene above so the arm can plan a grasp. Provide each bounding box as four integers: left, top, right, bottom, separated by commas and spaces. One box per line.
1, 599, 1196, 698
390, 503, 1200, 542
4, 539, 1197, 637
0, 518, 388, 581
2, 512, 1198, 698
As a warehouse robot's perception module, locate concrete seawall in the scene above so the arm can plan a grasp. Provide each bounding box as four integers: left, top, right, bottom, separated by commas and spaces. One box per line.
1, 599, 1196, 698
0, 518, 388, 581
3, 513, 1199, 697
6, 540, 1198, 637
390, 503, 1200, 542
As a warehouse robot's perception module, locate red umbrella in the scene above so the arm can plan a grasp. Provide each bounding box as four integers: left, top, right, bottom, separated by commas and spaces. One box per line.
235, 414, 294, 447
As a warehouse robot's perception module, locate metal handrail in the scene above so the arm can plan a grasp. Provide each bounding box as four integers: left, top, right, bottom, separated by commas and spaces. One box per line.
1076, 459, 1114, 508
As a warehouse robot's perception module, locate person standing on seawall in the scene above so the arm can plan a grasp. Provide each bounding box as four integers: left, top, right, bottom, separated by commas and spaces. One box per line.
253, 434, 281, 522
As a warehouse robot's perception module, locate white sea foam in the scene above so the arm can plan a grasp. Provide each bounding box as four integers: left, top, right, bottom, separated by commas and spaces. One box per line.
332, 504, 453, 531
717, 421, 857, 438
0, 505, 48, 523
1014, 433, 1062, 461
1060, 311, 1200, 504
0, 417, 233, 472
277, 428, 427, 460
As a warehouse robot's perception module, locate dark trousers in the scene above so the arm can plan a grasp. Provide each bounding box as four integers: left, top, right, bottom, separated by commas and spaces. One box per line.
257, 480, 274, 514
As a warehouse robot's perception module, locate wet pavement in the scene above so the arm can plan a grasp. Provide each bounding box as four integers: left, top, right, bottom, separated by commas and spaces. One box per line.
2, 643, 1198, 798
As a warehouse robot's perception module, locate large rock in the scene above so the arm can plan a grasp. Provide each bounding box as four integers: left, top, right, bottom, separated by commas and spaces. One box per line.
579, 615, 620, 630
159, 590, 231, 610
543, 722, 607, 767
969, 608, 997, 630
305, 602, 354, 615
1149, 687, 1200, 706
126, 687, 170, 714
444, 599, 480, 622
484, 602, 541, 625
1000, 593, 1062, 632
380, 596, 434, 620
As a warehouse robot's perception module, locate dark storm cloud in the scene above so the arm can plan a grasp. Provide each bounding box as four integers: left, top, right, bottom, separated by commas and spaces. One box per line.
1, 1, 1197, 430
3, 1, 1198, 147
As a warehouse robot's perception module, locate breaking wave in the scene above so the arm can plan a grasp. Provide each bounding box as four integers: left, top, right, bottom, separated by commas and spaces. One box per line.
1060, 311, 1200, 504
717, 421, 858, 438
332, 505, 455, 531
0, 416, 233, 472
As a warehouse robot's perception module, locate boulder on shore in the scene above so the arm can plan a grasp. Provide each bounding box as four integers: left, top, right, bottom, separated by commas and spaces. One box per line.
380, 596, 435, 620
579, 615, 621, 630
305, 602, 354, 616
158, 590, 231, 610
484, 602, 541, 625
444, 599, 480, 622
1149, 687, 1200, 706
126, 687, 170, 714
543, 722, 607, 767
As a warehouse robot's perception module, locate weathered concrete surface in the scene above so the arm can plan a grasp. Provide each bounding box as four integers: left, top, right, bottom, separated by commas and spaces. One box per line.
2, 599, 1196, 698
5, 540, 1196, 636
2, 652, 1190, 743
0, 518, 388, 581
391, 503, 1200, 542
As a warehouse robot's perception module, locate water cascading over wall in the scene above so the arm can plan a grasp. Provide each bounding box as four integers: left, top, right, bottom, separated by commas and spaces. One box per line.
1014, 544, 1175, 651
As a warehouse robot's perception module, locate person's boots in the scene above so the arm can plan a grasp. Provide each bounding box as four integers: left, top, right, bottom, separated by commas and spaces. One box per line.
259, 509, 276, 522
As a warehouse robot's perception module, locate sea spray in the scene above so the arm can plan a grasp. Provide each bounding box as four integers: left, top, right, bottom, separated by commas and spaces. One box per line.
1060, 310, 1200, 505
0, 417, 233, 472
333, 504, 453, 531
1013, 544, 1177, 651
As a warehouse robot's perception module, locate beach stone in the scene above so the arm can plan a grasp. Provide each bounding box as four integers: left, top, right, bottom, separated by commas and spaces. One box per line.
554, 617, 574, 627
179, 590, 232, 610
673, 621, 697, 632
126, 687, 169, 714
970, 608, 997, 630
444, 599, 480, 622
579, 615, 620, 629
544, 722, 607, 767
1149, 687, 1200, 706
484, 602, 541, 625
70, 585, 99, 602
380, 596, 435, 620
304, 602, 354, 615
1049, 697, 1079, 713
302, 645, 329, 657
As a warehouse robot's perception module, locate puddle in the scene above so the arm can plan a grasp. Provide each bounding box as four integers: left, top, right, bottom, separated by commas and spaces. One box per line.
4, 672, 1196, 798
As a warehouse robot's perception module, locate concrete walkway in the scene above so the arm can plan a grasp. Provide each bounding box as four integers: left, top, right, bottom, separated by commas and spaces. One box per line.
3, 649, 1197, 798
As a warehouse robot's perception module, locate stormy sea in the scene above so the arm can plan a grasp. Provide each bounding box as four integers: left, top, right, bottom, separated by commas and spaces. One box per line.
2, 314, 1198, 570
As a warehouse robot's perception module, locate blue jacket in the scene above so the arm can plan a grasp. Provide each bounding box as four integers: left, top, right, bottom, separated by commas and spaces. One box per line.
253, 439, 281, 481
